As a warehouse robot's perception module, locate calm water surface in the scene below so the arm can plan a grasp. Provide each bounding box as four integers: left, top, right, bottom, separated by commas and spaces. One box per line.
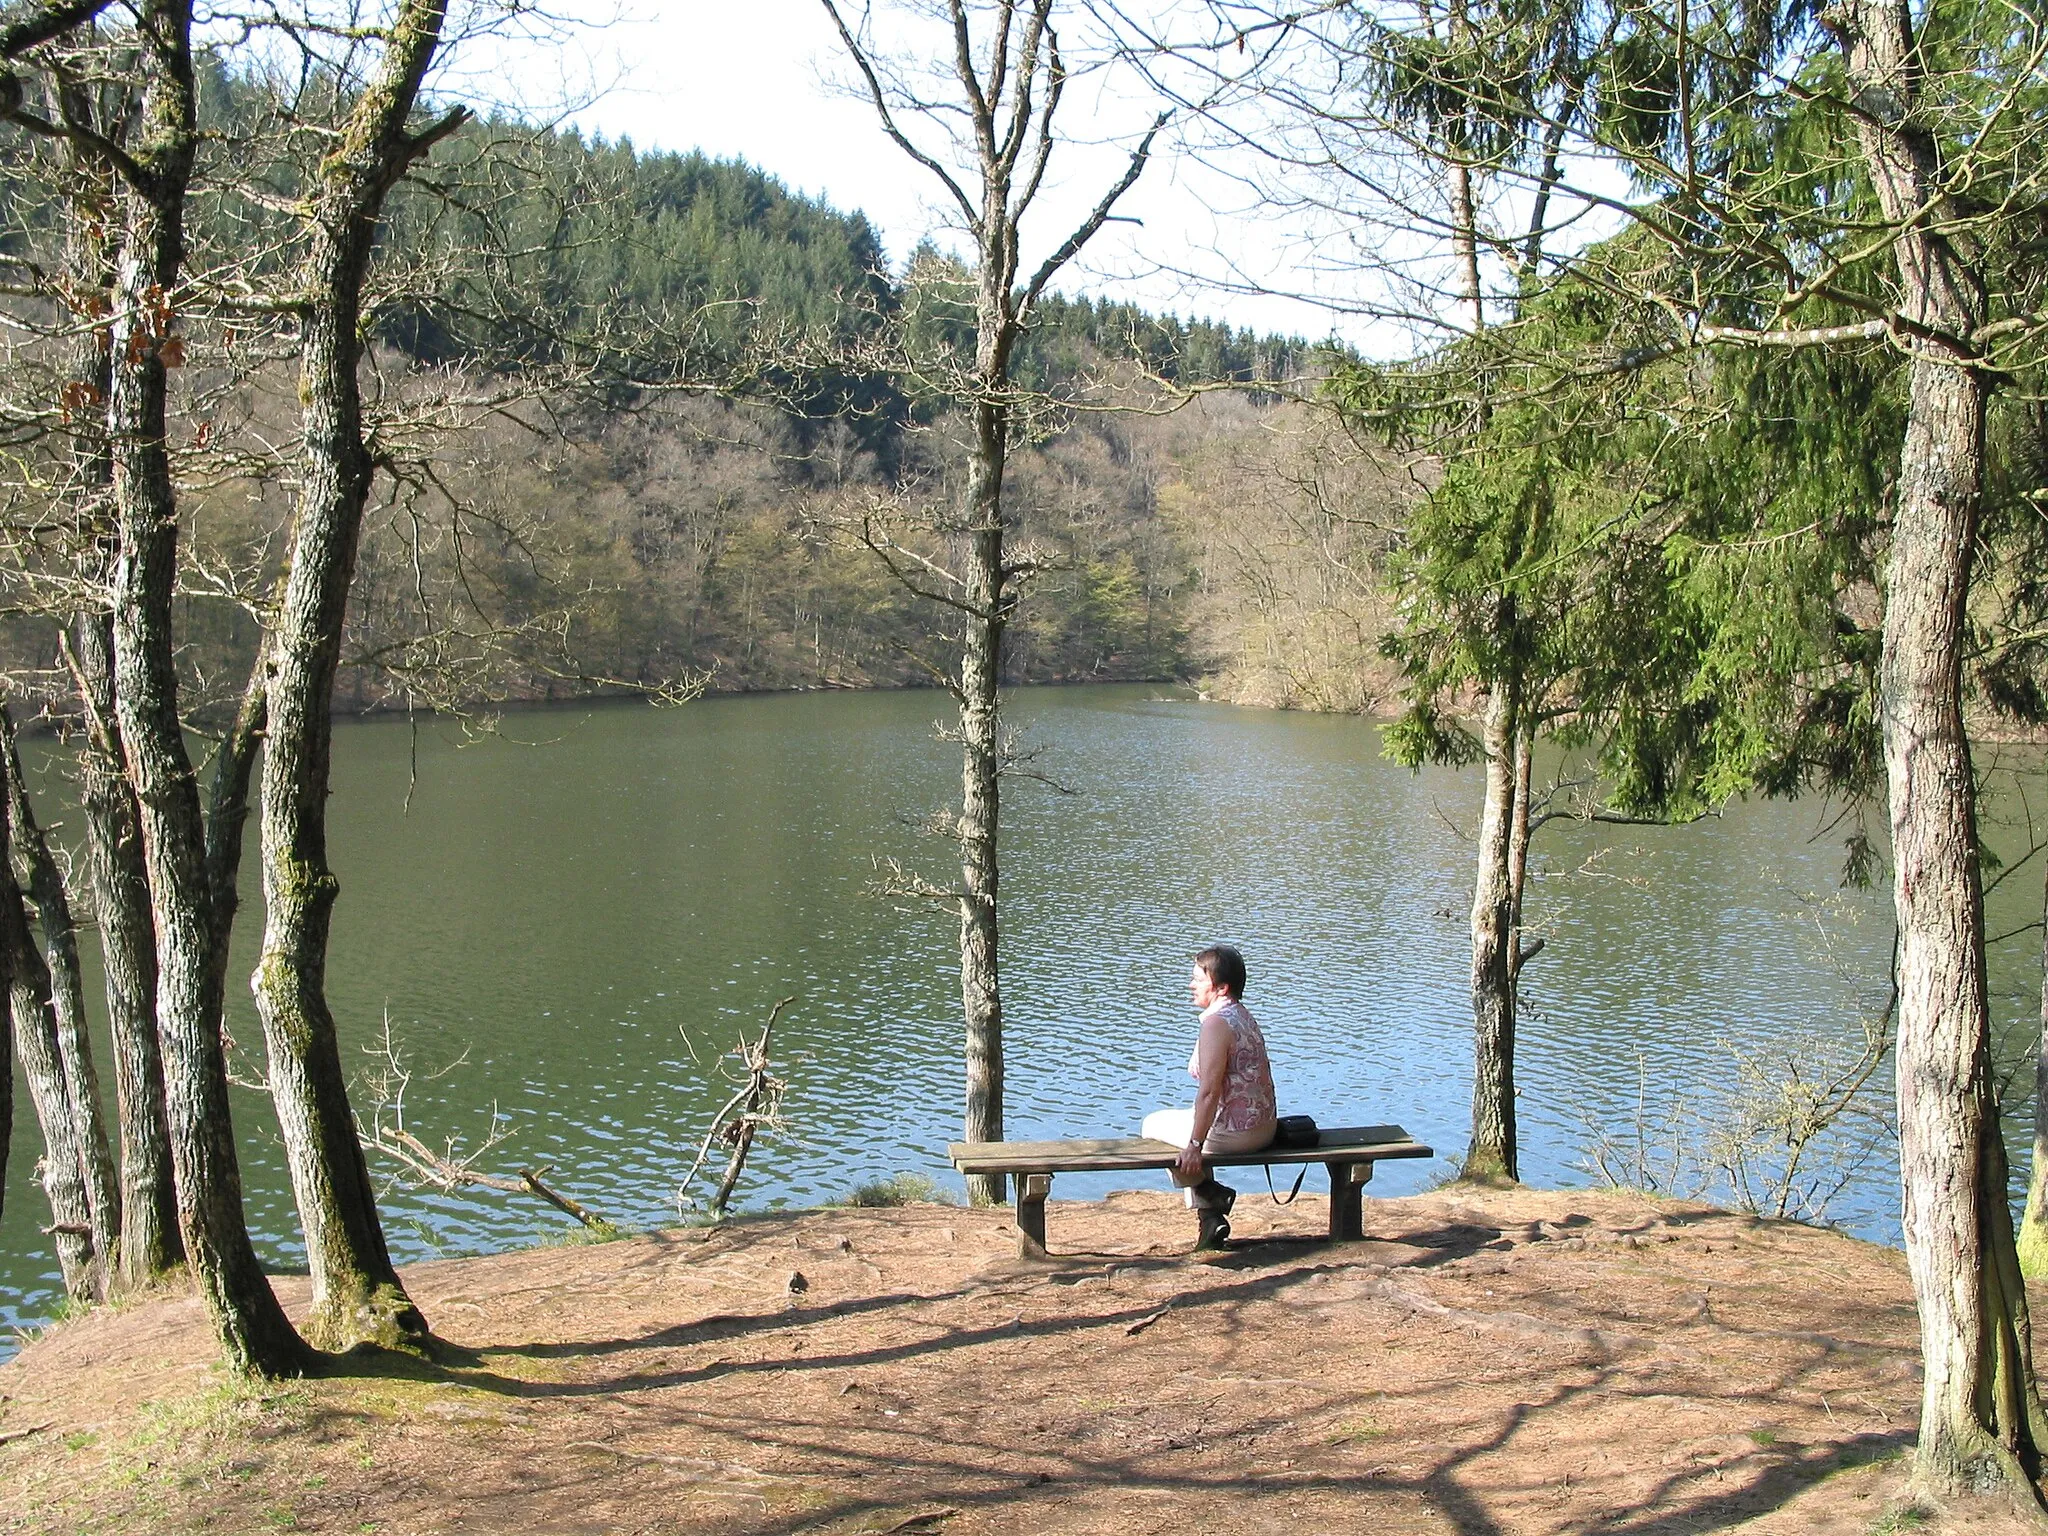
4, 685, 2045, 1338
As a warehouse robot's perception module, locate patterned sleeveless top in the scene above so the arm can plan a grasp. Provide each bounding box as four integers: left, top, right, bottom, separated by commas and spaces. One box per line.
1190, 998, 1277, 1135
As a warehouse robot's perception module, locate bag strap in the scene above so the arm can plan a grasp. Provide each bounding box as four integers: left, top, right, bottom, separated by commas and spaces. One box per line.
1265, 1164, 1308, 1206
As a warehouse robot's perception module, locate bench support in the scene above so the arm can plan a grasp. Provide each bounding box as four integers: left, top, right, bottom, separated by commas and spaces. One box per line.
1327, 1159, 1373, 1242
1015, 1173, 1052, 1256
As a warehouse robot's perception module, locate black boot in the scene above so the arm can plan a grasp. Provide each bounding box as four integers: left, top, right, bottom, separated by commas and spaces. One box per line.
1194, 1181, 1235, 1250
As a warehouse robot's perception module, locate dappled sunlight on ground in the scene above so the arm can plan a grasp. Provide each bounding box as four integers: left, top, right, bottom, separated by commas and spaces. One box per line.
0, 1186, 2025, 1534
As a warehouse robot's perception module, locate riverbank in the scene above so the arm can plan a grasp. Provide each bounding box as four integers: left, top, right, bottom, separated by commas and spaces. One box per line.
0, 1183, 2017, 1535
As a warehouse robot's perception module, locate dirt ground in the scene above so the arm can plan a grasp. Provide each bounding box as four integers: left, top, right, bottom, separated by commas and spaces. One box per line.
0, 1184, 2033, 1536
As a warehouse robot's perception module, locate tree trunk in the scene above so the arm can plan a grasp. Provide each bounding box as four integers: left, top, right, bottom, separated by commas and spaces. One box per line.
71, 613, 183, 1287
0, 753, 100, 1299
1507, 717, 1535, 973
1880, 353, 2046, 1497
51, 74, 180, 1289
958, 389, 1008, 1210
250, 0, 454, 1350
1464, 665, 1520, 1183
105, 0, 308, 1377
2018, 853, 2048, 1279
0, 798, 10, 1231
206, 657, 265, 999
0, 707, 119, 1284
1834, 0, 2048, 1502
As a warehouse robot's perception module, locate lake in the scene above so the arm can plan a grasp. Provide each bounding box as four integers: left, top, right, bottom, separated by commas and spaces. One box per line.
4, 684, 2044, 1340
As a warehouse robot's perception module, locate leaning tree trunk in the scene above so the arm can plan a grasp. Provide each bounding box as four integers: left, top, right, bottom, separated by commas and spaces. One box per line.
2018, 855, 2048, 1279
250, 0, 456, 1348
1464, 664, 1521, 1183
104, 0, 308, 1377
204, 659, 265, 997
957, 384, 1010, 1210
0, 758, 100, 1299
71, 613, 182, 1287
1837, 0, 2048, 1501
2, 708, 120, 1277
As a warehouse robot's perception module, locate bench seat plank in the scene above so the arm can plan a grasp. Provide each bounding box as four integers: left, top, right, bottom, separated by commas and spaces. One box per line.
947, 1124, 1430, 1175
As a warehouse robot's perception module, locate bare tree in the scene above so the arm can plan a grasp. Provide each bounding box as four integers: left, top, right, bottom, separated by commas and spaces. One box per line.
819, 0, 1163, 1204
99, 0, 312, 1376
236, 0, 468, 1354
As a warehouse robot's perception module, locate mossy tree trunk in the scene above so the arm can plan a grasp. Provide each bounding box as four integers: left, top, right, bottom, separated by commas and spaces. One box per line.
1, 707, 119, 1286
105, 0, 309, 1377
71, 614, 184, 1289
249, 0, 461, 1349
0, 745, 100, 1299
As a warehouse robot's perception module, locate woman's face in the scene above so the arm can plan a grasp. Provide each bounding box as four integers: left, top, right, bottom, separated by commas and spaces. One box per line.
1189, 963, 1228, 1012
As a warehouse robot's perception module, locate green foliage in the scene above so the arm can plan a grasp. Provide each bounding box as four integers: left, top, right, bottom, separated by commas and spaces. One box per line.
841, 1172, 954, 1207
1352, 216, 1904, 828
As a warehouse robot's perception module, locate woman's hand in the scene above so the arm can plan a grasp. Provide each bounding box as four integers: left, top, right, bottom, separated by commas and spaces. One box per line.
1176, 1139, 1205, 1182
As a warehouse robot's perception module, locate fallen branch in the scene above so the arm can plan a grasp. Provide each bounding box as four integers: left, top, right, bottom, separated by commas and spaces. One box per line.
356, 1017, 616, 1233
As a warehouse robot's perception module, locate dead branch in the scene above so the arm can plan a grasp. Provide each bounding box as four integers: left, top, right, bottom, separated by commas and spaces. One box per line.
355, 1016, 615, 1233
676, 996, 794, 1219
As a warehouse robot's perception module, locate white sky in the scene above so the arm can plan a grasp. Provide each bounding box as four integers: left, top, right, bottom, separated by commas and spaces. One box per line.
445, 0, 1390, 346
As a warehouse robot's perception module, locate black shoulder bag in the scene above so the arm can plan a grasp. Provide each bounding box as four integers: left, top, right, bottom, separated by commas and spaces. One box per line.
1265, 1114, 1319, 1205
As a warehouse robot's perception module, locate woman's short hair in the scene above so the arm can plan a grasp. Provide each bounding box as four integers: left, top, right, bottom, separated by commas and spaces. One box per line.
1194, 944, 1247, 1000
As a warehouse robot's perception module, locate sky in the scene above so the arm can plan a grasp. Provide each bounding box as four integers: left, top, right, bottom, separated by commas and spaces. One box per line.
445, 0, 1388, 347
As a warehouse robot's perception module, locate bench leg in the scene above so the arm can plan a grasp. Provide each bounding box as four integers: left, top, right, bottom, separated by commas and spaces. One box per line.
1015, 1173, 1052, 1257
1327, 1160, 1372, 1242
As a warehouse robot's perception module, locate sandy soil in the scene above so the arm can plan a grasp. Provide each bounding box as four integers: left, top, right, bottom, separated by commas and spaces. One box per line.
0, 1184, 2032, 1535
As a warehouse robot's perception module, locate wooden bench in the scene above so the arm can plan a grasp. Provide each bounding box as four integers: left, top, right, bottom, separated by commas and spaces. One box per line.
948, 1124, 1433, 1256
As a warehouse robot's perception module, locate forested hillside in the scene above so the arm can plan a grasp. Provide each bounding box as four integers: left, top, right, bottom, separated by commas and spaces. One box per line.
1, 75, 1383, 716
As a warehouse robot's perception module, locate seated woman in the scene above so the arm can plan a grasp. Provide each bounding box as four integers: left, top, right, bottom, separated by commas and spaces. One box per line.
1141, 943, 1276, 1224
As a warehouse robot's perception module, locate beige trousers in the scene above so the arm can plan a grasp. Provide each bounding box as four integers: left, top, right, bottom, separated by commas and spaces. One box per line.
1141, 1109, 1277, 1204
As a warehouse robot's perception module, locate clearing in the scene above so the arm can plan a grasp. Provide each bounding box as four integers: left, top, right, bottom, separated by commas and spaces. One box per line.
0, 1184, 2025, 1534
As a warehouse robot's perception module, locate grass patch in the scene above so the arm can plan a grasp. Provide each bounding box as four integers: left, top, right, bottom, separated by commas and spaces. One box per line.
532, 1219, 634, 1248
119, 1374, 321, 1492
1327, 1416, 1386, 1447
1748, 1428, 1778, 1448
1868, 1506, 1931, 1534
841, 1173, 954, 1208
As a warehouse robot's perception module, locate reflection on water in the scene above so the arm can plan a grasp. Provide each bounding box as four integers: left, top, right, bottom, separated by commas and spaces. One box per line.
3, 685, 2042, 1339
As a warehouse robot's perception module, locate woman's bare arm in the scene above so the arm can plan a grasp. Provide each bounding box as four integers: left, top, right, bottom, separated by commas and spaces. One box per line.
1176, 1013, 1233, 1181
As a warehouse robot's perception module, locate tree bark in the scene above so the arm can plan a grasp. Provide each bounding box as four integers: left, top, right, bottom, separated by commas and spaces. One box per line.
206, 656, 265, 999
1464, 664, 1520, 1183
0, 788, 10, 1232
0, 750, 100, 1299
958, 388, 1009, 1209
2017, 853, 2048, 1279
1837, 0, 2048, 1500
70, 613, 183, 1287
105, 0, 308, 1377
0, 707, 119, 1284
250, 0, 455, 1349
